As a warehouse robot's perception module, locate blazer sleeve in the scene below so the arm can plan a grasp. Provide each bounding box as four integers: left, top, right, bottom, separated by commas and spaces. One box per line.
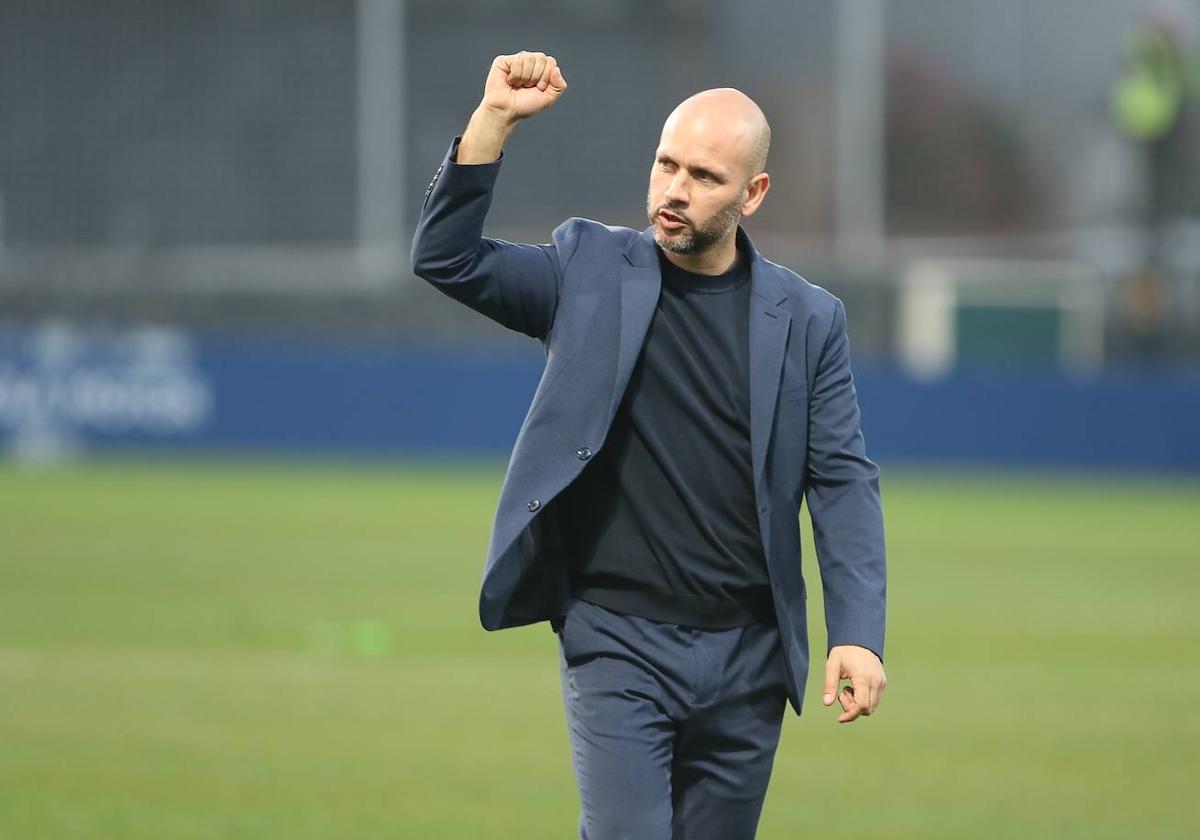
804, 298, 887, 663
410, 135, 565, 340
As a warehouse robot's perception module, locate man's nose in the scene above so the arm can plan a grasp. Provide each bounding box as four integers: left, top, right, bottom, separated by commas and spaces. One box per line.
664, 173, 689, 205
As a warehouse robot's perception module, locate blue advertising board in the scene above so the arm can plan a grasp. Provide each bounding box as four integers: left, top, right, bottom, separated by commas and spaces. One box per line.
1, 321, 1197, 472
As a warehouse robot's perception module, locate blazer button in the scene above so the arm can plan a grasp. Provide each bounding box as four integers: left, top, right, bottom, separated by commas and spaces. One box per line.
576, 447, 592, 461
527, 499, 541, 512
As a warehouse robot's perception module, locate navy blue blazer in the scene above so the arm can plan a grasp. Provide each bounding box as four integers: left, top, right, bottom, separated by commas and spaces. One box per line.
411, 136, 886, 715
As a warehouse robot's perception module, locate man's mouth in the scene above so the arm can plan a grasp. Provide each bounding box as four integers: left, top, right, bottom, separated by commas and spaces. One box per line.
658, 210, 687, 230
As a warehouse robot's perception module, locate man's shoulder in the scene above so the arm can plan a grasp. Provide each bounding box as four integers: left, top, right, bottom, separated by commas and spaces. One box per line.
756, 254, 842, 322
551, 216, 642, 246
546, 217, 644, 272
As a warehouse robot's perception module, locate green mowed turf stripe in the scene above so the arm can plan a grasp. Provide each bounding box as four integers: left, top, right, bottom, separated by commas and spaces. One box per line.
1, 459, 1198, 839
2, 649, 575, 839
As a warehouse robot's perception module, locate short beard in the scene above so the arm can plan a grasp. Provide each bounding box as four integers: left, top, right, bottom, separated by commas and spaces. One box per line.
647, 193, 745, 255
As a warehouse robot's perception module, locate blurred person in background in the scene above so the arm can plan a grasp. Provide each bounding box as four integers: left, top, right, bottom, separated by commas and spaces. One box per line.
1111, 0, 1200, 355
411, 50, 887, 839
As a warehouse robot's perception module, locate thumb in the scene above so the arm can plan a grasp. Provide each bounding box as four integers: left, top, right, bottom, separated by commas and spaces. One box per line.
823, 655, 840, 706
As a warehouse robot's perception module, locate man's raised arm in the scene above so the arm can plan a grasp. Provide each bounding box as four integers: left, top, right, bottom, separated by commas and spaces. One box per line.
410, 51, 570, 340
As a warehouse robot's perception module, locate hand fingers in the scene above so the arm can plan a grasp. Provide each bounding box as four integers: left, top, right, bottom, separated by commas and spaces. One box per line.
537, 55, 555, 91
505, 51, 548, 88
853, 676, 873, 717
836, 675, 888, 722
549, 62, 567, 92
837, 677, 881, 723
870, 673, 887, 714
822, 656, 840, 706
501, 52, 525, 87
531, 54, 548, 90
520, 52, 535, 86
497, 51, 565, 93
836, 685, 863, 723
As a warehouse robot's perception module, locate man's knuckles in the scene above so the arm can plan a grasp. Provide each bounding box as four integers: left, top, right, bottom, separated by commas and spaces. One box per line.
498, 50, 549, 82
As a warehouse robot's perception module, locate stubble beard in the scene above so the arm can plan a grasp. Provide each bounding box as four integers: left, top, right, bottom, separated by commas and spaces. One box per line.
647, 192, 745, 255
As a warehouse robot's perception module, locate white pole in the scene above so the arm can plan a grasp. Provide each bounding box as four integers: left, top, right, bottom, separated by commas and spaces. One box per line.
834, 0, 886, 266
357, 0, 406, 280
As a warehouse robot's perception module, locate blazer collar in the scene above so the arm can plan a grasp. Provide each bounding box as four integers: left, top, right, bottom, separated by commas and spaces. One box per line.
624, 224, 788, 306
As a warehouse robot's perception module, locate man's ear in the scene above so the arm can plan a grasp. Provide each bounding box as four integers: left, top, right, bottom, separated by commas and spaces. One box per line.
740, 172, 770, 218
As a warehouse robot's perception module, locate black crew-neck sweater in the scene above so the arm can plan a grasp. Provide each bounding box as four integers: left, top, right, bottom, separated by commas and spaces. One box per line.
559, 243, 773, 629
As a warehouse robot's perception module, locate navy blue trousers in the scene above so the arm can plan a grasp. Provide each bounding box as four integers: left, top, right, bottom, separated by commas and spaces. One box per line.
553, 598, 788, 840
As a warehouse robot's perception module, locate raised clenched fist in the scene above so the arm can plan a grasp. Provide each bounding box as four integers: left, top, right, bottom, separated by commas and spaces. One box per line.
480, 51, 568, 122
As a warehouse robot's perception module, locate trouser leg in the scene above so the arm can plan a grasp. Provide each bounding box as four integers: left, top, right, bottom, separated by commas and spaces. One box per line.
555, 599, 787, 840
557, 601, 680, 840
669, 620, 787, 840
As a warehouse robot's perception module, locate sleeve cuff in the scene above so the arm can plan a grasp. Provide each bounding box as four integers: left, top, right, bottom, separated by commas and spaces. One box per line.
828, 641, 884, 664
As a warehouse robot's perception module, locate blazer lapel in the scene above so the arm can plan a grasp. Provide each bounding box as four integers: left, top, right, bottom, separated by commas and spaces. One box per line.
745, 232, 792, 505
608, 229, 662, 426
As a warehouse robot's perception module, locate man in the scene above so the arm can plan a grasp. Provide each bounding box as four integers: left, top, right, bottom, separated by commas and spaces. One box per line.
411, 51, 887, 840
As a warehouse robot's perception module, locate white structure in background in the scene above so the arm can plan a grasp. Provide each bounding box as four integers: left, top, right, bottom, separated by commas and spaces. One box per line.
898, 259, 1107, 380
834, 0, 886, 268
357, 0, 406, 281
0, 321, 213, 461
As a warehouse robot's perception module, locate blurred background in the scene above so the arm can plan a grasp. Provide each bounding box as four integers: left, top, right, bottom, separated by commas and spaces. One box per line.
1, 1, 1198, 838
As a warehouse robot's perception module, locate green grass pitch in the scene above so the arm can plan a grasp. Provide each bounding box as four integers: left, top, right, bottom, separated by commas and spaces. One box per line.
1, 457, 1197, 839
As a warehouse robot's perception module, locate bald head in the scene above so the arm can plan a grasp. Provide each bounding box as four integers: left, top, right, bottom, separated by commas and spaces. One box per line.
663, 88, 771, 180
647, 88, 773, 268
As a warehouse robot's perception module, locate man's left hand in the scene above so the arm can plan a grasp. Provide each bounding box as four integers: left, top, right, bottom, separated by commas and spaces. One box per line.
822, 645, 887, 723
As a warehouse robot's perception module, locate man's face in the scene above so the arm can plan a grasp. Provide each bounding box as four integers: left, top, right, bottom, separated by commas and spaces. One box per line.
645, 118, 749, 256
